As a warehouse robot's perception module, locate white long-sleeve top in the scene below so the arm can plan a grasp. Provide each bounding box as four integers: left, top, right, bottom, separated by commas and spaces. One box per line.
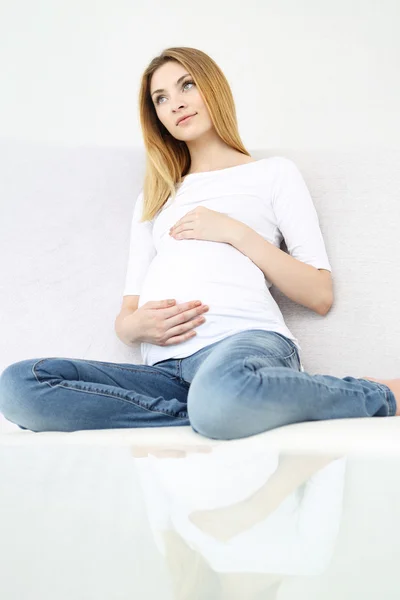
123, 157, 332, 368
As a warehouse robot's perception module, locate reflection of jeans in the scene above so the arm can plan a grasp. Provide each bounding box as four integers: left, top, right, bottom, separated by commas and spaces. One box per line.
0, 329, 396, 438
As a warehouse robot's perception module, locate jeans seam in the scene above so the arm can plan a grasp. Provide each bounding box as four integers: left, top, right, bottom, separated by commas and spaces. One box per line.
244, 348, 297, 363
177, 358, 190, 385
32, 360, 188, 419
284, 348, 297, 362
32, 358, 180, 384
58, 382, 189, 419
34, 357, 172, 375
376, 382, 397, 416
271, 332, 298, 355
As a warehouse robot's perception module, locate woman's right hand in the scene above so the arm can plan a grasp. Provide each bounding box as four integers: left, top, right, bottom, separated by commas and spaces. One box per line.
130, 298, 209, 346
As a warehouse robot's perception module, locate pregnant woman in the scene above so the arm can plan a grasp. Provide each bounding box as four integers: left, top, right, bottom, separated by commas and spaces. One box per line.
0, 46, 398, 435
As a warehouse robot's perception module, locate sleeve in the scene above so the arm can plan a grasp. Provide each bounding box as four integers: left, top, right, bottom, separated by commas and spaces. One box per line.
272, 157, 332, 272
123, 191, 157, 296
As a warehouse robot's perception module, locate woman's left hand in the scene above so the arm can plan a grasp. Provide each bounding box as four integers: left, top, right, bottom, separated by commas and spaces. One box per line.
169, 206, 239, 244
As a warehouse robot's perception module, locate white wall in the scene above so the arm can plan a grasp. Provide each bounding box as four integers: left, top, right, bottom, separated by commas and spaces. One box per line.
1, 0, 399, 150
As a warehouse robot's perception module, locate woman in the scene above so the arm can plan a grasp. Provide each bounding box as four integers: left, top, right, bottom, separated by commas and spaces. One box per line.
0, 46, 398, 434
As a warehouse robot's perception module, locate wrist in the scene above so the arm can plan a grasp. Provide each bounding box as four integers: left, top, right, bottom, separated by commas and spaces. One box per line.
127, 311, 143, 344
227, 221, 251, 247
116, 310, 142, 345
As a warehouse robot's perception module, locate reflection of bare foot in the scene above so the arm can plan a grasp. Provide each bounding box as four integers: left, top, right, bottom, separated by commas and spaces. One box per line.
362, 377, 400, 415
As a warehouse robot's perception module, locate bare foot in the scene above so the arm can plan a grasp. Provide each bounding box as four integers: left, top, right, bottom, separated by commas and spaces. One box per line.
362, 376, 400, 416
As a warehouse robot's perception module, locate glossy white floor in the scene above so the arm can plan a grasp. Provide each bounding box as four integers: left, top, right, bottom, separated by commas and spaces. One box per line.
1, 420, 399, 600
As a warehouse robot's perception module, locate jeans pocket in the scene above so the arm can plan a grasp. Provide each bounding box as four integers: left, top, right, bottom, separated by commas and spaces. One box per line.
270, 332, 301, 370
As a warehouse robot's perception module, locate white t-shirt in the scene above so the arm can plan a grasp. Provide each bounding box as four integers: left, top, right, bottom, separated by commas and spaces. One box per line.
123, 157, 332, 368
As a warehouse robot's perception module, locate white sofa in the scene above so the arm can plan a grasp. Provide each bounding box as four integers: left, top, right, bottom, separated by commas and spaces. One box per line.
1, 139, 400, 600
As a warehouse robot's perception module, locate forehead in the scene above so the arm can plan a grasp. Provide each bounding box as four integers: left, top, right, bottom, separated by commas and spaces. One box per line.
150, 62, 190, 90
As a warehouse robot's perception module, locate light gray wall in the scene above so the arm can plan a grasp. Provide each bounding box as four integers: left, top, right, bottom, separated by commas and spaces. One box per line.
0, 0, 399, 149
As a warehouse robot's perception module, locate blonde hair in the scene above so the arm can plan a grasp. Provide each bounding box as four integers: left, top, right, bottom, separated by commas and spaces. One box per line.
137, 47, 251, 222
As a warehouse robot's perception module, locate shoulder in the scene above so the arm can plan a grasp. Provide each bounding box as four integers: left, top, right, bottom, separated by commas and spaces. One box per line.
266, 156, 300, 172
256, 157, 302, 185
265, 157, 307, 190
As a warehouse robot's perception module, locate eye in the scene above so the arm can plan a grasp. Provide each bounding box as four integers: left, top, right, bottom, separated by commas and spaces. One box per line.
155, 80, 195, 105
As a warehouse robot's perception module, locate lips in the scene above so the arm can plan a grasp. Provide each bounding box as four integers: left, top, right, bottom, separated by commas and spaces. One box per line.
177, 113, 196, 125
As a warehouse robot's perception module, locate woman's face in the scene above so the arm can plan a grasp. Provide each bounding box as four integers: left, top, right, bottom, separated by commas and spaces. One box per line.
150, 61, 213, 141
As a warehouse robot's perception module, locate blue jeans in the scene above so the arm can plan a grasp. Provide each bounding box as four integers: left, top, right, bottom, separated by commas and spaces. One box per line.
0, 329, 396, 439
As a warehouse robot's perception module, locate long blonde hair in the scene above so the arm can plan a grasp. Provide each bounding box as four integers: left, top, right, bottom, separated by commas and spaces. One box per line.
137, 47, 251, 222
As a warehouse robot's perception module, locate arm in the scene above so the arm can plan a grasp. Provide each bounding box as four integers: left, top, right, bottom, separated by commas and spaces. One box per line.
227, 223, 333, 316
226, 156, 333, 315
188, 452, 342, 541
115, 301, 142, 346
237, 452, 340, 519
118, 189, 156, 345
122, 190, 156, 300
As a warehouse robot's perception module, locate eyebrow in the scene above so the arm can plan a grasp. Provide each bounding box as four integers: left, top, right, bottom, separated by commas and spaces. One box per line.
151, 74, 191, 98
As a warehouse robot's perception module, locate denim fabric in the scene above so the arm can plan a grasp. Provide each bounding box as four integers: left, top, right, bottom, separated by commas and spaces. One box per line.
0, 329, 396, 439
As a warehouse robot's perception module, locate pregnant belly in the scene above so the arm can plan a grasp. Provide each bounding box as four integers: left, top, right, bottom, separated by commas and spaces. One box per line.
137, 245, 273, 340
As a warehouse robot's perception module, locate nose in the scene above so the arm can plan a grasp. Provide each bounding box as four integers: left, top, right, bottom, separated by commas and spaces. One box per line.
173, 101, 186, 113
